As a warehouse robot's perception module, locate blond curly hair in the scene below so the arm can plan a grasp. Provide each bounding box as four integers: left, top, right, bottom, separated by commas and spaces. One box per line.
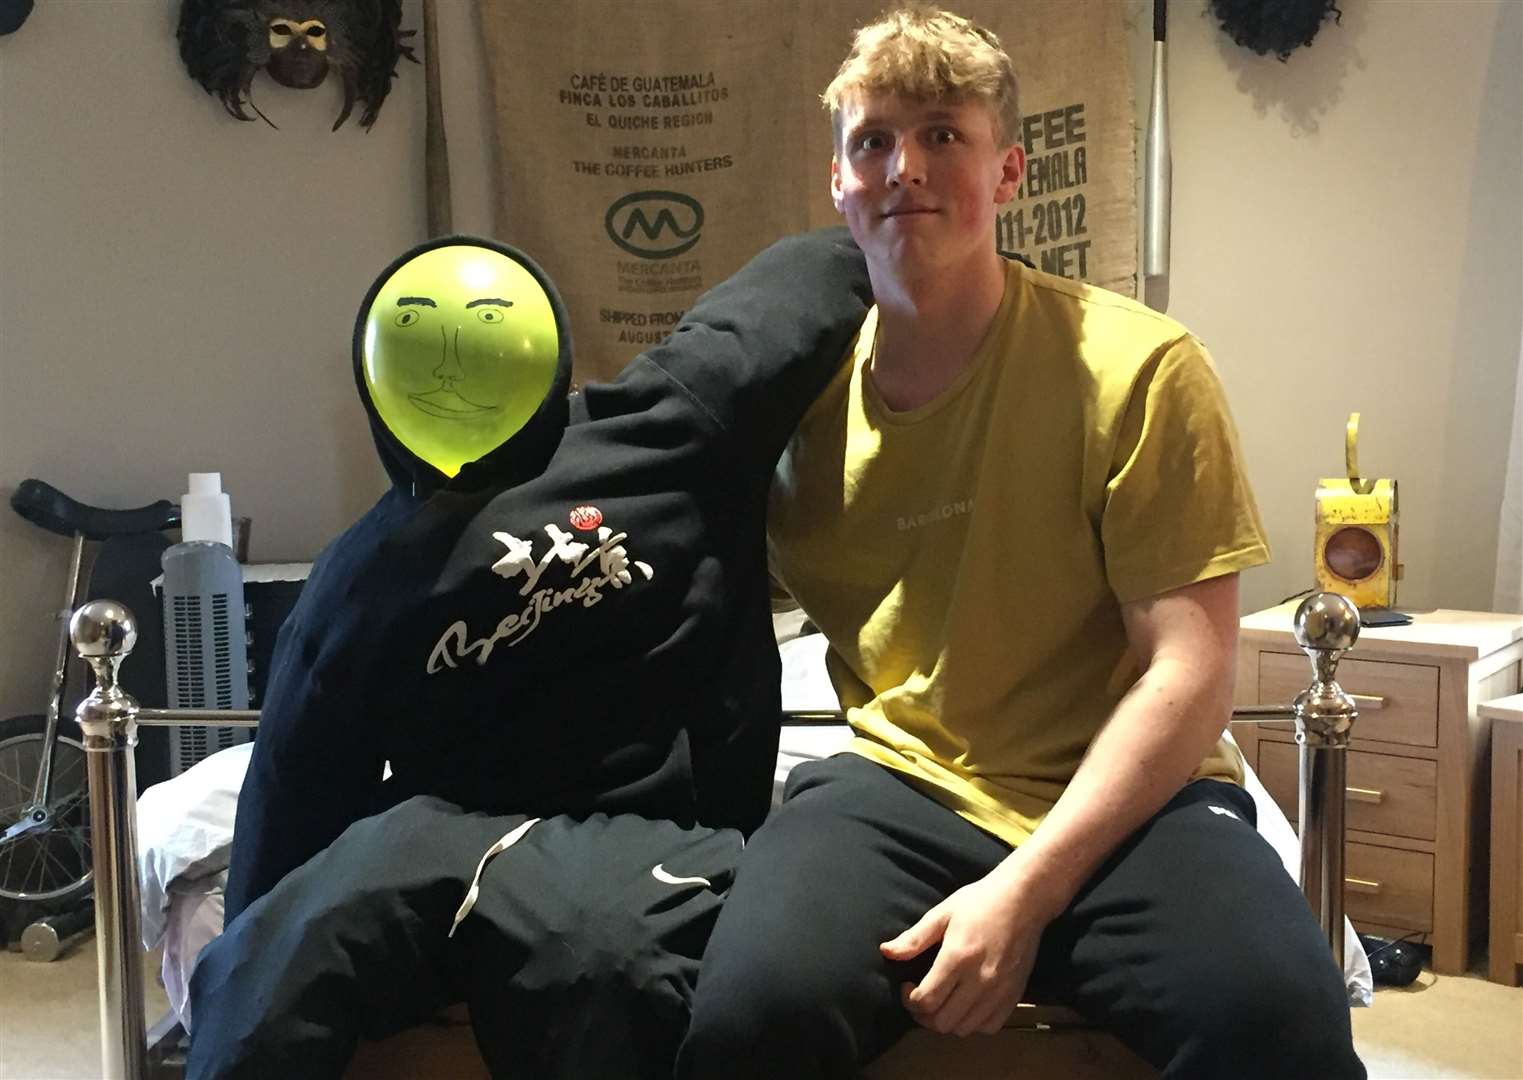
823, 4, 1021, 149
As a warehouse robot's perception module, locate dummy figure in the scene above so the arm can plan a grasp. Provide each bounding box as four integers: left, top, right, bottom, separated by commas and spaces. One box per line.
186, 230, 871, 1079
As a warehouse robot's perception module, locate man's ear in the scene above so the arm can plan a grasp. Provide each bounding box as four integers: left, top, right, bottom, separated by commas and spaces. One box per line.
830, 156, 845, 214
995, 143, 1025, 205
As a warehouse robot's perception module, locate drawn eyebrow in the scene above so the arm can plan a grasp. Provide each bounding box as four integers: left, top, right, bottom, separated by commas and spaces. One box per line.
466, 298, 514, 309
396, 296, 437, 307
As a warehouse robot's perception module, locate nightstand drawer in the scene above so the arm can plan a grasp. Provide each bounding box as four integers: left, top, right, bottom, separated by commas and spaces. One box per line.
1345, 843, 1433, 932
1239, 604, 1523, 975
1258, 652, 1439, 748
1257, 741, 1438, 841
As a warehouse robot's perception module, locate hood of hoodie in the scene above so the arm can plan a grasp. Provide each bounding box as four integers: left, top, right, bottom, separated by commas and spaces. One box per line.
352, 234, 574, 498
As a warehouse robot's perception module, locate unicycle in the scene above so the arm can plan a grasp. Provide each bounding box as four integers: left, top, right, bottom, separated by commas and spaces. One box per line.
0, 479, 179, 933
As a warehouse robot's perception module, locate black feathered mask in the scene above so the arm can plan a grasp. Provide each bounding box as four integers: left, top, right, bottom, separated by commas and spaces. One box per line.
177, 0, 417, 131
0, 0, 34, 36
1209, 0, 1342, 61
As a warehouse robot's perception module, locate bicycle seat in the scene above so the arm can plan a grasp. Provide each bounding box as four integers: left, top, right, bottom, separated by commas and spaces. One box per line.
10, 478, 180, 540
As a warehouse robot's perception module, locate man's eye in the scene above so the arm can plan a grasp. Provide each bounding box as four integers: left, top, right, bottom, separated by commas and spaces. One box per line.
857, 134, 886, 152
394, 310, 420, 327
932, 128, 958, 145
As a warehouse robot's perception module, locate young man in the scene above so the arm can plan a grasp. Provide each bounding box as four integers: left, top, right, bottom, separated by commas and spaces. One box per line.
678, 8, 1366, 1078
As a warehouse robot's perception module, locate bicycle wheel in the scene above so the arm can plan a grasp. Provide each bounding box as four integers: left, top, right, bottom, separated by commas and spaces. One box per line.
0, 713, 93, 904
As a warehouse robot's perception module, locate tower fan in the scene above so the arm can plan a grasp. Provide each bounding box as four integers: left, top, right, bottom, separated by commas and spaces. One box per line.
162, 473, 252, 775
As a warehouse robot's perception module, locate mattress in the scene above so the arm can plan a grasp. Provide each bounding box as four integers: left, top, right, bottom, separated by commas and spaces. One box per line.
141, 632, 1374, 1030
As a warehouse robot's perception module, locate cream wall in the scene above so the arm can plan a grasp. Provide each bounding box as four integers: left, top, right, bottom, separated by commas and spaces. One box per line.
1144, 0, 1522, 615
0, 1, 497, 719
0, 1, 1518, 720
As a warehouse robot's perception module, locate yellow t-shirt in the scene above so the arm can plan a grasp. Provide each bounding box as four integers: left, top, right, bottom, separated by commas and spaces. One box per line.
767, 259, 1271, 847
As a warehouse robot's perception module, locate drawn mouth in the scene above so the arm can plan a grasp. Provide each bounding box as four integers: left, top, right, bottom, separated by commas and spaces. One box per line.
408, 387, 501, 418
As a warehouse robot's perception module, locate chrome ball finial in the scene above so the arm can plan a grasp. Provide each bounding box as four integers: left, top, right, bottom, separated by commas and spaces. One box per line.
1291, 592, 1361, 746
68, 599, 138, 661
1293, 592, 1360, 655
71, 600, 140, 743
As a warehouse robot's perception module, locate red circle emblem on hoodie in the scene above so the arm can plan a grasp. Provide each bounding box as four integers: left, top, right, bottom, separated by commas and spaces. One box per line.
569, 505, 603, 531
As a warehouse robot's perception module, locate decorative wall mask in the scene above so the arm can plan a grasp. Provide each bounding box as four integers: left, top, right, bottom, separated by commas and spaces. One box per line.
177, 0, 417, 130
1208, 0, 1342, 61
0, 0, 34, 36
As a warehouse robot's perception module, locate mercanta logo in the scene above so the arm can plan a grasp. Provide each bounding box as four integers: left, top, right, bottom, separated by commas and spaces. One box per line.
604, 190, 704, 258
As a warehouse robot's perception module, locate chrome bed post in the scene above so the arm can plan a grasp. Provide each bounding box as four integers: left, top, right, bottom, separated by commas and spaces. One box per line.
69, 601, 257, 1080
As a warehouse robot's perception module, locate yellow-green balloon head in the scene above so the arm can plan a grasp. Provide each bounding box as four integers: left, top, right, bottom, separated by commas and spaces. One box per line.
358, 239, 566, 479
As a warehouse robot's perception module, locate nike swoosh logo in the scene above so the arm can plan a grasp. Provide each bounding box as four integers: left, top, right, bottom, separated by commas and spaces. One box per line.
652, 863, 711, 888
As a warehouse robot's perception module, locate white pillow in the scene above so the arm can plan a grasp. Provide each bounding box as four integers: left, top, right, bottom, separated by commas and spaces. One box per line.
776, 632, 1374, 1006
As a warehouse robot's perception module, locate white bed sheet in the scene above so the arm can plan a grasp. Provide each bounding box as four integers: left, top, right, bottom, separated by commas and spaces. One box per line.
160, 873, 226, 1031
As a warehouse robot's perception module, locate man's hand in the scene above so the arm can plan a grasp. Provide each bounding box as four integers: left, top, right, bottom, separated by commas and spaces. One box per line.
879, 871, 1048, 1037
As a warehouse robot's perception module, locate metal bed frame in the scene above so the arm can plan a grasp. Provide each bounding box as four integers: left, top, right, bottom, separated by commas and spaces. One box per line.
65, 590, 1363, 1080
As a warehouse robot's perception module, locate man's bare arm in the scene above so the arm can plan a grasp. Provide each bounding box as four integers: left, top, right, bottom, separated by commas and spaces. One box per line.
880, 572, 1242, 1036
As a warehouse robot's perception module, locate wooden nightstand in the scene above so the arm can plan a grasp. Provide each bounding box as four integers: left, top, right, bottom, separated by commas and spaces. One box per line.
1482, 693, 1523, 985
1232, 605, 1523, 975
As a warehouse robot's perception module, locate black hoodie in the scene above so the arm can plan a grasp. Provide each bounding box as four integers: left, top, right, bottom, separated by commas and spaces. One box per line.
224, 229, 872, 920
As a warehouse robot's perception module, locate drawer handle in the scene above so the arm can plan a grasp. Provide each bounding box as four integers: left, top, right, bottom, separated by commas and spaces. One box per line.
1349, 694, 1387, 710
1344, 877, 1383, 894
1346, 786, 1385, 805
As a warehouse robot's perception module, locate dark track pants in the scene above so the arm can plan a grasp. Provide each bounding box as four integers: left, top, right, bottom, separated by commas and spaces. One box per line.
678, 754, 1366, 1080
187, 796, 739, 1080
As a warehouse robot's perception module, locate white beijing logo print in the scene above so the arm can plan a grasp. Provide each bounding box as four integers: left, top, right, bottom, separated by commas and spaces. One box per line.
427, 519, 654, 673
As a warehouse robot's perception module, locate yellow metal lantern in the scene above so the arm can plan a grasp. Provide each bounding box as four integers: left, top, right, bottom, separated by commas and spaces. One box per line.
1314, 413, 1401, 610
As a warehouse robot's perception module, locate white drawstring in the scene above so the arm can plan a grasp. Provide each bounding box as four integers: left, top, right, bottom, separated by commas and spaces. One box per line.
449, 817, 540, 937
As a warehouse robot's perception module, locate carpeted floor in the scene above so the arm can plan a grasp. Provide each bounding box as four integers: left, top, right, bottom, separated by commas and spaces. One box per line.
1, 939, 1519, 1079
1, 939, 168, 1080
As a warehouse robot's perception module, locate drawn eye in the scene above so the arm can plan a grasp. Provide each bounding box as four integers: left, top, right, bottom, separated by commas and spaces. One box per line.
476, 307, 507, 324
394, 310, 421, 327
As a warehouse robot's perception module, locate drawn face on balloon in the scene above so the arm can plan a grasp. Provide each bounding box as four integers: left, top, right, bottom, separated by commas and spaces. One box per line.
362, 245, 559, 477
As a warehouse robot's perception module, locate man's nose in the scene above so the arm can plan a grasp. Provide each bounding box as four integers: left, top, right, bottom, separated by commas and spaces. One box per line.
888, 140, 925, 187
434, 326, 466, 381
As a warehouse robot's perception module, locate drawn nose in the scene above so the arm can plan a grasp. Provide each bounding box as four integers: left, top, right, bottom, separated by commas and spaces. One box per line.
434, 327, 465, 383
